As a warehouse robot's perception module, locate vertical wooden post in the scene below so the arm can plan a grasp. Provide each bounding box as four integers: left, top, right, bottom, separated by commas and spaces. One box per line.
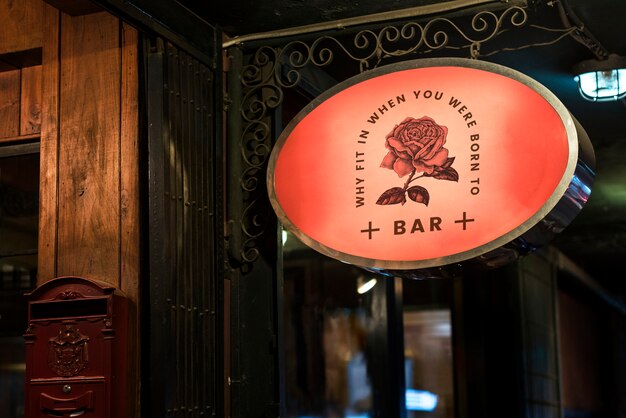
39, 3, 60, 281
55, 11, 122, 280
120, 22, 140, 418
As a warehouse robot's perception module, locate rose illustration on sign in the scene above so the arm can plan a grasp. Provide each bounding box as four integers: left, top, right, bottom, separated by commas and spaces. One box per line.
377, 116, 459, 206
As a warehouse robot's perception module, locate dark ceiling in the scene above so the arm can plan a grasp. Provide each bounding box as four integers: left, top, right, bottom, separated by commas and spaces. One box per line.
200, 0, 626, 293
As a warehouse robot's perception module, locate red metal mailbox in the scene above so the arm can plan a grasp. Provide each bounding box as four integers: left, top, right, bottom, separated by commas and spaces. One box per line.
24, 277, 127, 418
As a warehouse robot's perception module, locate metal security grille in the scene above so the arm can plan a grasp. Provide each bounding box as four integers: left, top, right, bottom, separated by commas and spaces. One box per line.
146, 37, 223, 418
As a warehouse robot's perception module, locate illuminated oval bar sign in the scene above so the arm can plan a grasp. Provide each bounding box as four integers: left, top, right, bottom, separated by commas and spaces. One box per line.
267, 58, 595, 276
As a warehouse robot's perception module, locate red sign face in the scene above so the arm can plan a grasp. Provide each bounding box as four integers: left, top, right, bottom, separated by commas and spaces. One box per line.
268, 59, 579, 269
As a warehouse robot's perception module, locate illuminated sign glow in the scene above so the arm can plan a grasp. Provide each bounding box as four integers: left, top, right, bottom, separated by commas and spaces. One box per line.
268, 58, 593, 273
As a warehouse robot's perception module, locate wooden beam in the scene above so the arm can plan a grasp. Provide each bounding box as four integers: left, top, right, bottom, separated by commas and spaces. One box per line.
43, 0, 103, 16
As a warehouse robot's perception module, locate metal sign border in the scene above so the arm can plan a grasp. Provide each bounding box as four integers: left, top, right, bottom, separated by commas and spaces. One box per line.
267, 57, 583, 271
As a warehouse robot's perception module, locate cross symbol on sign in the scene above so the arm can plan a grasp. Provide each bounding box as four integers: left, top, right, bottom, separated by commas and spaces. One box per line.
360, 221, 380, 239
454, 211, 475, 230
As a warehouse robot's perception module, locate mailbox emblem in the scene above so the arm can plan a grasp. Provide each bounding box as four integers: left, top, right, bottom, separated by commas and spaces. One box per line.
48, 325, 90, 377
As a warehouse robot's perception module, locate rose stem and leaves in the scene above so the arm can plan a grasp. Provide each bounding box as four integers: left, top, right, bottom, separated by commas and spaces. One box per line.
376, 157, 458, 206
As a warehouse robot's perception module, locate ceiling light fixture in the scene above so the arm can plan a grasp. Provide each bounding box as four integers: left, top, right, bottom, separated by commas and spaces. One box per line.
573, 54, 626, 102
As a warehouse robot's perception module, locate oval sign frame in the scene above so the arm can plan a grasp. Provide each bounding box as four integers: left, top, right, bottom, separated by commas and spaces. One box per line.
267, 58, 592, 273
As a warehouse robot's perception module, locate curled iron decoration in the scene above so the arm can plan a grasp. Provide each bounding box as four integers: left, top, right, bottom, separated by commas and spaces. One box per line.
234, 5, 528, 265
239, 119, 272, 264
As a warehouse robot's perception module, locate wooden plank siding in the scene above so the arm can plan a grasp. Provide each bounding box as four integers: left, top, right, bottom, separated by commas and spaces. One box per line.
20, 65, 43, 135
38, 8, 140, 289
38, 5, 141, 416
0, 0, 43, 56
0, 66, 42, 143
0, 70, 20, 138
55, 11, 122, 280
0, 0, 43, 143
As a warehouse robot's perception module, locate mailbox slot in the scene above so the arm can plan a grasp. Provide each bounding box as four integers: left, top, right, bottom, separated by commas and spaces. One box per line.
30, 298, 108, 320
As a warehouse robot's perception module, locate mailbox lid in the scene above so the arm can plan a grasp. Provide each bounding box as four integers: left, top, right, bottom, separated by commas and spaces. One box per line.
26, 276, 116, 305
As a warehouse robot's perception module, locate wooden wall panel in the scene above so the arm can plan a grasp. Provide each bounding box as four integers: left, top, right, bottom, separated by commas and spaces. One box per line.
38, 6, 140, 413
38, 3, 60, 282
55, 11, 121, 283
20, 65, 43, 135
0, 0, 43, 55
0, 70, 20, 139
39, 6, 140, 310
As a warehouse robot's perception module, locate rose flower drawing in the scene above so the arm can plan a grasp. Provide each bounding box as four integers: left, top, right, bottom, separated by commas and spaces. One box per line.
377, 116, 459, 206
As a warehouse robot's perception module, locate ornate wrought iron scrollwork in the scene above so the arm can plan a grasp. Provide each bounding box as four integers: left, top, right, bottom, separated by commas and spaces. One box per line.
231, 5, 529, 266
